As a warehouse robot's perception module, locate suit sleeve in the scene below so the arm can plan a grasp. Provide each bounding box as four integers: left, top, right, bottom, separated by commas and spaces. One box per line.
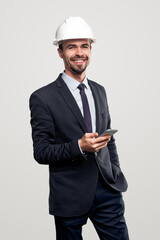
29, 92, 82, 165
107, 115, 120, 167
103, 87, 120, 168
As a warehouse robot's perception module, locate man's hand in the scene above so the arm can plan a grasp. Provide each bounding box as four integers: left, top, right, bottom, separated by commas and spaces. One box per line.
79, 132, 111, 153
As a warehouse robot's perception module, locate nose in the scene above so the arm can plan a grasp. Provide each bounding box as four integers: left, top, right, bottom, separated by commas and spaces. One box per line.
75, 47, 84, 57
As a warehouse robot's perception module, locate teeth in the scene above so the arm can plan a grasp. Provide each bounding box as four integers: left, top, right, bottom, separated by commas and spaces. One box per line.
75, 60, 83, 62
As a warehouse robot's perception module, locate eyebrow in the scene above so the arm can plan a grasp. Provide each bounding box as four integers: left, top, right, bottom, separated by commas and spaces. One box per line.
66, 43, 90, 48
66, 44, 76, 48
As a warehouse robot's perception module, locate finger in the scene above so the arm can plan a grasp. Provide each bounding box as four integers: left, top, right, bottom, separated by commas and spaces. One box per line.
94, 141, 108, 150
95, 136, 111, 143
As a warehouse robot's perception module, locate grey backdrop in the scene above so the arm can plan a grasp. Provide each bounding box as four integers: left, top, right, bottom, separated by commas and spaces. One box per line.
1, 0, 160, 239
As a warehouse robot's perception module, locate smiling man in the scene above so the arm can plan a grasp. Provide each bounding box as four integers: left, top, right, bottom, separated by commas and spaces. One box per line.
29, 17, 129, 240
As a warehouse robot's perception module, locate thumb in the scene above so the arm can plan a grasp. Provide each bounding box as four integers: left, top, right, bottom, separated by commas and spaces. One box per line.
85, 132, 98, 138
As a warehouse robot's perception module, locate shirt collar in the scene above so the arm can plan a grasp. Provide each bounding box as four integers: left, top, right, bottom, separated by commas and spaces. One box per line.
61, 72, 89, 91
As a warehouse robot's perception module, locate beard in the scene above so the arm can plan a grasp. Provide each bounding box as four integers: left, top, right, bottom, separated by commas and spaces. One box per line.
63, 55, 90, 75
70, 64, 87, 74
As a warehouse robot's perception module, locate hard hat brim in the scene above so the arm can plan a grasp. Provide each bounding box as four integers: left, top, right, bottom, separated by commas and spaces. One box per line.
53, 38, 96, 46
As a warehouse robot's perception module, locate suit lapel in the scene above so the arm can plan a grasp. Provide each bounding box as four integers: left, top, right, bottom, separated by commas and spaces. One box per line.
88, 81, 101, 134
56, 75, 87, 133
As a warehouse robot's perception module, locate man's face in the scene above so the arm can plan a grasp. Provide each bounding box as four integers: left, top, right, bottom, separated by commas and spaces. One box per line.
58, 39, 91, 76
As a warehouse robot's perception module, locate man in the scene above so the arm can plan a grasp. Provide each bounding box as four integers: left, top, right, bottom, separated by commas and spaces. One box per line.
30, 17, 129, 240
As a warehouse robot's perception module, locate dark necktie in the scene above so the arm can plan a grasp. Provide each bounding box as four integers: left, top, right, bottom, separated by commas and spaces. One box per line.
78, 83, 92, 132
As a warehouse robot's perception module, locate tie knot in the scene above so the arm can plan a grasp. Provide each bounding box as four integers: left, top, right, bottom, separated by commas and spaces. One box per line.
77, 83, 86, 91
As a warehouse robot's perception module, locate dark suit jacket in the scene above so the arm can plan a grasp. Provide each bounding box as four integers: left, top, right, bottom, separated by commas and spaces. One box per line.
29, 74, 128, 217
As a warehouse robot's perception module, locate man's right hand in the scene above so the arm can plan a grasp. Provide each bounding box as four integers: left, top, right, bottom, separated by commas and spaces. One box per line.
79, 132, 111, 153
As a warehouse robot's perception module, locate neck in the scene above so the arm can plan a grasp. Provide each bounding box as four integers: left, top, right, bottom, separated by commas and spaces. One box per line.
64, 69, 86, 83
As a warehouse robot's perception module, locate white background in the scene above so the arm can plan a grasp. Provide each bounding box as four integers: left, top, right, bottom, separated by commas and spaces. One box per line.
1, 0, 160, 239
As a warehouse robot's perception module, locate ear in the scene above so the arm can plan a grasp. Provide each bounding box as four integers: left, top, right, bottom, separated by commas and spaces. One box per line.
57, 48, 63, 59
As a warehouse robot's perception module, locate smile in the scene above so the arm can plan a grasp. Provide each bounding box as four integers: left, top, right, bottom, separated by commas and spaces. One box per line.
72, 58, 87, 64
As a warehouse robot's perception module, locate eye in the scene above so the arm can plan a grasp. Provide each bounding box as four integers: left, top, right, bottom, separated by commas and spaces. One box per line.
82, 45, 89, 49
68, 45, 75, 50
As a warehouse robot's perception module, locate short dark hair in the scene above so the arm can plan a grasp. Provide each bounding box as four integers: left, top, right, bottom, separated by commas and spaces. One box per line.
58, 43, 63, 51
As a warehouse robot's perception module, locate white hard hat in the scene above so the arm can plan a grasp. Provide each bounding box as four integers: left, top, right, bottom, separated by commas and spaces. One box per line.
53, 16, 96, 46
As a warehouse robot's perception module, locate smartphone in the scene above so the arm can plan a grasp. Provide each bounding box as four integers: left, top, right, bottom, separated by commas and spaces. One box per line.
100, 129, 118, 137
